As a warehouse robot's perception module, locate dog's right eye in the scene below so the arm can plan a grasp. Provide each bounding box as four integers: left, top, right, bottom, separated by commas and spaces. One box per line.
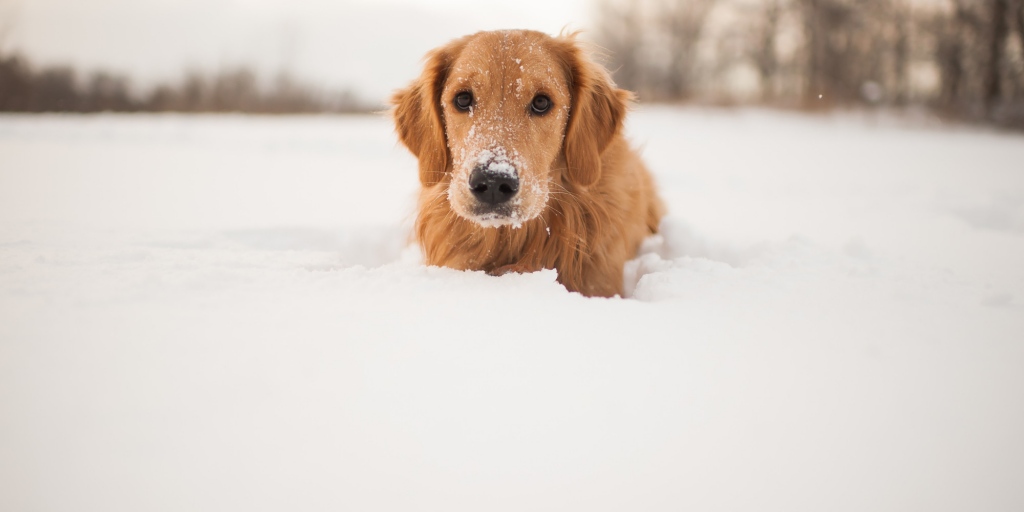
454, 92, 473, 111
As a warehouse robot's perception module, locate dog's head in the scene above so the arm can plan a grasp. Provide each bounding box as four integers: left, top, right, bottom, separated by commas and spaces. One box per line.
392, 30, 630, 228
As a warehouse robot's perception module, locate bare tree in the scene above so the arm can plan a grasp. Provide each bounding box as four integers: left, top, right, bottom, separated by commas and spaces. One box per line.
983, 0, 1011, 113
31, 67, 78, 111
800, 0, 864, 105
0, 52, 29, 109
890, 0, 911, 104
593, 0, 647, 94
749, 0, 783, 101
592, 0, 719, 101
210, 68, 260, 112
660, 0, 718, 100
1014, 0, 1024, 102
932, 0, 1016, 117
1017, 0, 1024, 59
935, 5, 967, 109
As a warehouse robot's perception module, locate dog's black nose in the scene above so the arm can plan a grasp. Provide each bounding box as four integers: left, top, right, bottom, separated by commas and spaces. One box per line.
469, 165, 519, 205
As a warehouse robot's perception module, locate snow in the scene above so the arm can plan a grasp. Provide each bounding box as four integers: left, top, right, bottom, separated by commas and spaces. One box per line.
2, 108, 1023, 511
474, 147, 521, 177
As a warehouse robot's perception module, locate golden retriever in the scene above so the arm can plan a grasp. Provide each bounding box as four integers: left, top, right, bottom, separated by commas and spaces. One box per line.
391, 30, 664, 297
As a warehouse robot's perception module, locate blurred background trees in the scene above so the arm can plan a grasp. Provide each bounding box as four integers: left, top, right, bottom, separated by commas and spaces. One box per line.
0, 55, 372, 113
593, 0, 1024, 126
0, 0, 371, 115
2, 0, 1023, 125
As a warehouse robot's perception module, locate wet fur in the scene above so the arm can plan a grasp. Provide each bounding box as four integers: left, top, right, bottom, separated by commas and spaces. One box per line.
392, 30, 664, 297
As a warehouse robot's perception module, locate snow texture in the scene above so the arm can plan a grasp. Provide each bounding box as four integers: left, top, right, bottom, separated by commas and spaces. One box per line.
1, 108, 1023, 512
471, 146, 521, 179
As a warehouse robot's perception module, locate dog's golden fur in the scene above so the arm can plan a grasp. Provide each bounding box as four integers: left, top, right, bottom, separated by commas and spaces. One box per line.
392, 30, 664, 297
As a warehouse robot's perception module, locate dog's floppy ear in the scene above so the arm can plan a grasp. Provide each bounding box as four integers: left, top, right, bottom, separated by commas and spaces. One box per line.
391, 40, 465, 186
557, 37, 631, 188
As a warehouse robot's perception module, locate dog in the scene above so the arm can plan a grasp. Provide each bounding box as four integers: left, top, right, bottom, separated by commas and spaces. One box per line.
391, 30, 664, 297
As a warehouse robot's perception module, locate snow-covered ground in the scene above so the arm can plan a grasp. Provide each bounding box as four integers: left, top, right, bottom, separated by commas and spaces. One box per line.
1, 108, 1022, 511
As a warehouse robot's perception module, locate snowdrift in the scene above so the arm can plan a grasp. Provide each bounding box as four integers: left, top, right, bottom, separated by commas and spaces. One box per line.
1, 109, 1022, 511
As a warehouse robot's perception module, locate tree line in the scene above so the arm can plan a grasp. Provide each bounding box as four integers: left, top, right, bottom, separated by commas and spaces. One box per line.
594, 0, 1024, 127
0, 51, 375, 114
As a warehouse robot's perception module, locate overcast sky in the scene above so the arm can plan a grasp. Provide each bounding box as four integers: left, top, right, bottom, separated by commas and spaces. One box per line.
0, 0, 590, 102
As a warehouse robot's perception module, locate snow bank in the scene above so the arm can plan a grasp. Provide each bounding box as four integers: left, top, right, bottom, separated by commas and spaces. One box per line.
1, 109, 1022, 512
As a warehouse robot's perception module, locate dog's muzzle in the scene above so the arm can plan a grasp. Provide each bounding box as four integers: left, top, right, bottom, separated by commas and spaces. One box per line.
468, 163, 519, 206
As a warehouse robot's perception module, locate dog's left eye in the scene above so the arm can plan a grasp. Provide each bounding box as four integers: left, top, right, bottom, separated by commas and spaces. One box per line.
454, 92, 473, 111
530, 94, 552, 115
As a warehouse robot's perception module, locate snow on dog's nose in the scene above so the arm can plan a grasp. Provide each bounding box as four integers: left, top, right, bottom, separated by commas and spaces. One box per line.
468, 148, 520, 205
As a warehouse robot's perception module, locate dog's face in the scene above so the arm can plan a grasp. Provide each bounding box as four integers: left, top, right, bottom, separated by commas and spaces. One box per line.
439, 32, 570, 227
393, 30, 629, 228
